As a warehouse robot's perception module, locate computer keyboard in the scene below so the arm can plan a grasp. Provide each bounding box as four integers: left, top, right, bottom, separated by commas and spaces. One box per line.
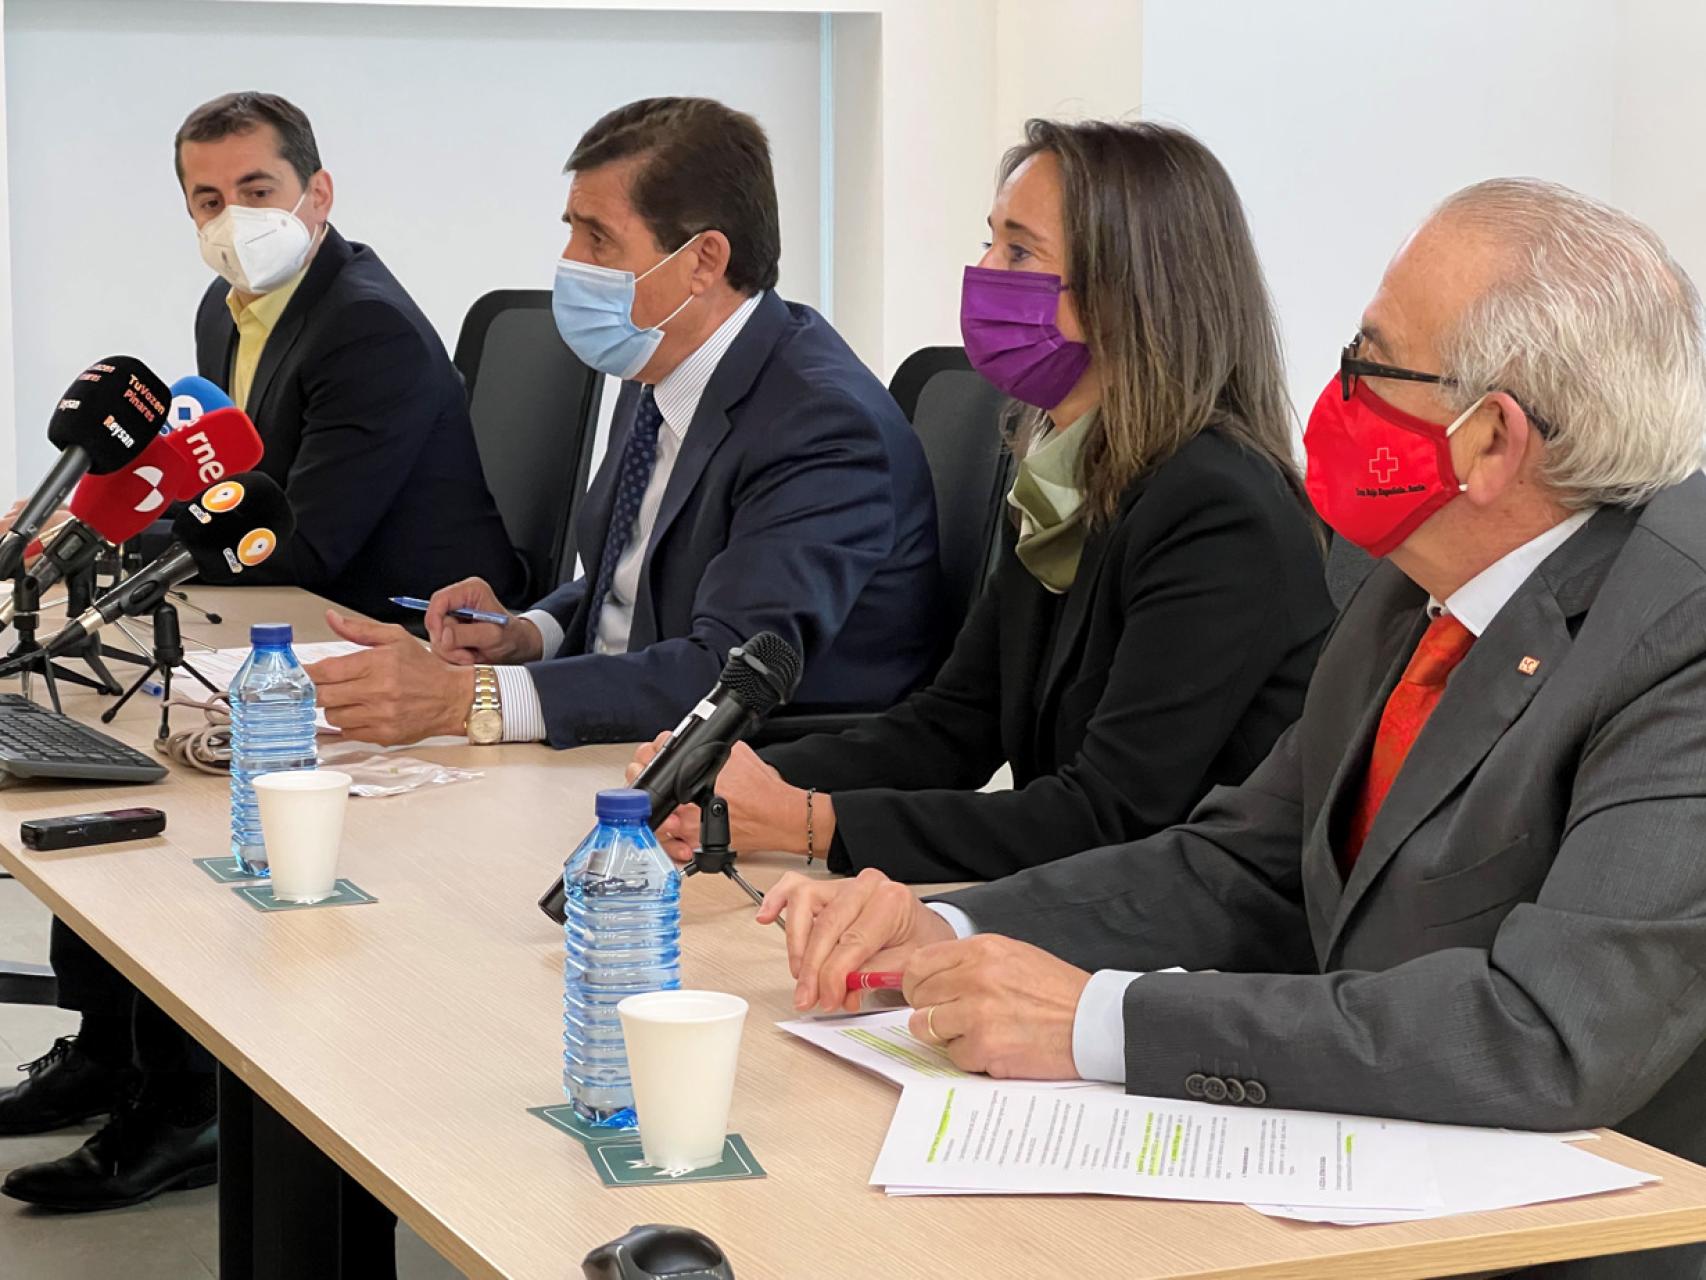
0, 694, 167, 784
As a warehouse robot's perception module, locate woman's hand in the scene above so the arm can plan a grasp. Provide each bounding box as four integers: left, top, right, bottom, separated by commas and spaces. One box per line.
757, 869, 956, 1013
626, 740, 828, 863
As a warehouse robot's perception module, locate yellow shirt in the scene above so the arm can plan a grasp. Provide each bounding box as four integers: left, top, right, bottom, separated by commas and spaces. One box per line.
223, 263, 311, 412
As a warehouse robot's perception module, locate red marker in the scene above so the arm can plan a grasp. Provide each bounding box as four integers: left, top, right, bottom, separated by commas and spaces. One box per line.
847, 971, 905, 992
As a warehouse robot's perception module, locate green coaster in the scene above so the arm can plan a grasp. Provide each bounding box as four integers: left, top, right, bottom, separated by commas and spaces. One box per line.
528, 1103, 638, 1146
232, 880, 377, 911
585, 1135, 765, 1187
195, 857, 267, 884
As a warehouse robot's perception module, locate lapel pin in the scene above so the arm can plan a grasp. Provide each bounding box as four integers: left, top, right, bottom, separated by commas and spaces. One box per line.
1518, 656, 1541, 676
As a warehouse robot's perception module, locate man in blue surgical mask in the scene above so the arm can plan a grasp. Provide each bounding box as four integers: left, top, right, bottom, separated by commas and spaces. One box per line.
309, 96, 947, 752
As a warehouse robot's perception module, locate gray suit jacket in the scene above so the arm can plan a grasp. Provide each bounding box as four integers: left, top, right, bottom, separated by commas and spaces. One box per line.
948, 474, 1706, 1278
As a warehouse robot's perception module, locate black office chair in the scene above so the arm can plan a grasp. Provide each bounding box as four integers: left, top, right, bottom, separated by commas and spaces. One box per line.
453, 290, 603, 593
757, 346, 1010, 746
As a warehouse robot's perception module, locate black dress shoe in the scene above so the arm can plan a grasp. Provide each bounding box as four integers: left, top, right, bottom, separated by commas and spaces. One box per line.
0, 1037, 127, 1136
1, 1098, 216, 1211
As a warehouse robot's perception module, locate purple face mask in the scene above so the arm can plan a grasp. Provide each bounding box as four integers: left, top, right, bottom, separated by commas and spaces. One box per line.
959, 265, 1091, 409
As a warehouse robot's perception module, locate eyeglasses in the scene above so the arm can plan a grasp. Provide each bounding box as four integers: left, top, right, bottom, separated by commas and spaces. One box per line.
1338, 331, 1554, 438
1338, 332, 1456, 402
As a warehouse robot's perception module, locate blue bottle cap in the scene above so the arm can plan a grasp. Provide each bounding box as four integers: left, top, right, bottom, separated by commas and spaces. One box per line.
250, 623, 293, 647
594, 788, 651, 822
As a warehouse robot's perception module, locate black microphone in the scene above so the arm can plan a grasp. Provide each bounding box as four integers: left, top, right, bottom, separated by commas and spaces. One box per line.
538, 632, 803, 923
0, 356, 169, 579
5, 472, 293, 666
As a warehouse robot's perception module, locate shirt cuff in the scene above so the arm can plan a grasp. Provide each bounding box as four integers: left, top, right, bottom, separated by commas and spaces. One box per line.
925, 903, 977, 939
522, 608, 565, 660
1072, 969, 1142, 1084
494, 666, 548, 743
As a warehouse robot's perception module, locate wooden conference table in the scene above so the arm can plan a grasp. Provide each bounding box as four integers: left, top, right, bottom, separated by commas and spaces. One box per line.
3, 586, 1706, 1279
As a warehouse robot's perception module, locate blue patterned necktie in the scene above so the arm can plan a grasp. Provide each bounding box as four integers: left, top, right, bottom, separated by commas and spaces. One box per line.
585, 386, 664, 651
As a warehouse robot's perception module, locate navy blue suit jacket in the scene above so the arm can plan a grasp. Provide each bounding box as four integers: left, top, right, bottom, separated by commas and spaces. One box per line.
525, 290, 945, 746
192, 225, 527, 622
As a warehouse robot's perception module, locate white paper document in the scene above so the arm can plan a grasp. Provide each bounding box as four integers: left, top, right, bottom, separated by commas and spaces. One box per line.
167, 643, 363, 732
872, 1081, 1441, 1210
1251, 1127, 1653, 1224
778, 1009, 1099, 1091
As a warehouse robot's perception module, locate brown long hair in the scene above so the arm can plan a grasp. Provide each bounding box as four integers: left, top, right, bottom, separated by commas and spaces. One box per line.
1003, 119, 1305, 523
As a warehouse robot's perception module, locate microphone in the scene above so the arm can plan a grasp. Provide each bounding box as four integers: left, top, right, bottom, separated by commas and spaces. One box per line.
6, 471, 293, 665
165, 376, 234, 434
537, 632, 803, 923
160, 406, 263, 487
0, 356, 169, 579
0, 409, 265, 627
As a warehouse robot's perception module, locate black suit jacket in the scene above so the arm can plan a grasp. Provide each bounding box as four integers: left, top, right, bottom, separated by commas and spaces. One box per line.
192, 225, 526, 621
763, 427, 1335, 882
523, 290, 946, 746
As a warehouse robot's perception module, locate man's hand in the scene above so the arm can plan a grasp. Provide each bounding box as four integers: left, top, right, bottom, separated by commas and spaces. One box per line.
904, 936, 1088, 1080
757, 869, 956, 1013
626, 740, 812, 864
425, 577, 542, 666
307, 609, 476, 746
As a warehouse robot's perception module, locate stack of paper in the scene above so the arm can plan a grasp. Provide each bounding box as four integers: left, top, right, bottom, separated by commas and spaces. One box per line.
781, 1007, 1655, 1220
779, 1009, 1098, 1091
868, 1079, 1654, 1217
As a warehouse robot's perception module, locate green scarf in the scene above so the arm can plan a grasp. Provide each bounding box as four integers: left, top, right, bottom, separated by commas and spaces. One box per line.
1008, 409, 1095, 593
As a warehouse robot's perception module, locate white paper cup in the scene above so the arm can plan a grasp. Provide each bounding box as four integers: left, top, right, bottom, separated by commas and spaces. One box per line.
252, 770, 352, 903
617, 990, 748, 1171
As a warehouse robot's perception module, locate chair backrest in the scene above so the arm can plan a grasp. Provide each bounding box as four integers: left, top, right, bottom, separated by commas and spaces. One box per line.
453, 290, 602, 592
1324, 532, 1378, 610
889, 347, 1012, 629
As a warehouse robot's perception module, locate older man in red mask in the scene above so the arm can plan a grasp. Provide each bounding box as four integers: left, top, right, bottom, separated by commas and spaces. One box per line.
761, 177, 1706, 1279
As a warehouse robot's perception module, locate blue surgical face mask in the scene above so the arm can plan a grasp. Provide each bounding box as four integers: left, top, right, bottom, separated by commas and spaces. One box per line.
551, 234, 701, 379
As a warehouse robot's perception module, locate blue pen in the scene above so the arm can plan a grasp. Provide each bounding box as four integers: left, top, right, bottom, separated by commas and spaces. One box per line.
389, 595, 510, 626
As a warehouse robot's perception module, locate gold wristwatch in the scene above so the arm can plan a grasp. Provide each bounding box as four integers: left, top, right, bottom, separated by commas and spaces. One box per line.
466, 665, 503, 745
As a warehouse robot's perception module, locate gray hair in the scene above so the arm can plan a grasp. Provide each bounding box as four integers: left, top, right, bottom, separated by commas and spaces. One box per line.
1432, 178, 1706, 508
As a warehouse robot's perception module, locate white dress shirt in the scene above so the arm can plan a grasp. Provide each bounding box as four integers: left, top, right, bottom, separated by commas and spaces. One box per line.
933, 506, 1600, 1083
493, 293, 762, 742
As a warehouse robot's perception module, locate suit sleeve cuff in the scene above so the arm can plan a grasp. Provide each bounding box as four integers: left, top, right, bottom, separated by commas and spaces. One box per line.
1073, 969, 1142, 1084
925, 903, 977, 939
522, 608, 566, 661
495, 666, 548, 743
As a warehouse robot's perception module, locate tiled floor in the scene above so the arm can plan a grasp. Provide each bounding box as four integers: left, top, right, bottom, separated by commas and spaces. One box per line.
0, 879, 464, 1279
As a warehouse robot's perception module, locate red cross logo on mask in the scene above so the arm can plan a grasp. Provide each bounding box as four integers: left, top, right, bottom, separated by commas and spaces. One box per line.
1369, 447, 1399, 484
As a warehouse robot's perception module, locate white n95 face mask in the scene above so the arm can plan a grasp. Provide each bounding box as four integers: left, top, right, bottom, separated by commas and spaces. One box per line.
198, 191, 316, 294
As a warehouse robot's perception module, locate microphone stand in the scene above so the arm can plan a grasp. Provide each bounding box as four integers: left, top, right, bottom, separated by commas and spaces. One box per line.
101, 601, 220, 739
61, 563, 127, 695
4, 566, 115, 709
681, 785, 768, 912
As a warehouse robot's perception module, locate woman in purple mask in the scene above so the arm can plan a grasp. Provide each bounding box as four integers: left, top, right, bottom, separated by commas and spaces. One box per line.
628, 119, 1334, 883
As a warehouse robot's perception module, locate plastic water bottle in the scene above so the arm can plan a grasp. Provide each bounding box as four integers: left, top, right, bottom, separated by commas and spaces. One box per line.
229, 623, 318, 876
563, 788, 682, 1127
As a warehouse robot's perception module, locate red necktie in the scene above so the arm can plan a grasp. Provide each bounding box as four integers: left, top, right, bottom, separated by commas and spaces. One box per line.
1340, 614, 1476, 874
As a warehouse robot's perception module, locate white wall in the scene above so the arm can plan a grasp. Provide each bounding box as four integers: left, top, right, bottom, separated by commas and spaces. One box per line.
0, 0, 13, 501
4, 0, 824, 487
1142, 0, 1620, 430
1614, 0, 1706, 290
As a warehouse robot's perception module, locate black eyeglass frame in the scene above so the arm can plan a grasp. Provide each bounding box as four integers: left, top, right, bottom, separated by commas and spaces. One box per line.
1338, 333, 1554, 438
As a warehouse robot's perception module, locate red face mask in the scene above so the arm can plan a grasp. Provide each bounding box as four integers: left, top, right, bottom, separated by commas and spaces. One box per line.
1303, 376, 1482, 557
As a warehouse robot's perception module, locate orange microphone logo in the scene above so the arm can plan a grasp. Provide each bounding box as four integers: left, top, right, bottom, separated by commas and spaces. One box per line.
235, 528, 278, 568
200, 480, 246, 514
